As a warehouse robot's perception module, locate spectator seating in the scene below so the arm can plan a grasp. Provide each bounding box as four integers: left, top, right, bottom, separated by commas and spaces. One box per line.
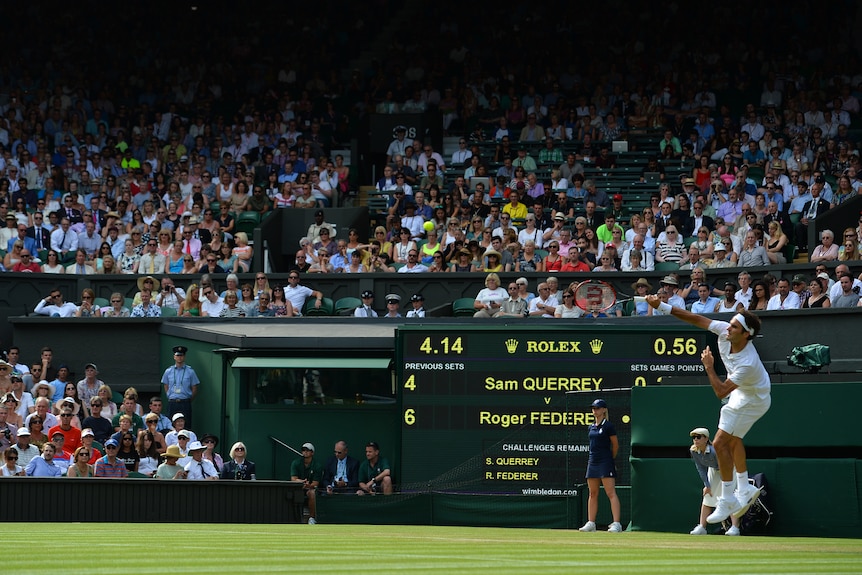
303, 297, 334, 316
452, 298, 477, 317
334, 297, 362, 316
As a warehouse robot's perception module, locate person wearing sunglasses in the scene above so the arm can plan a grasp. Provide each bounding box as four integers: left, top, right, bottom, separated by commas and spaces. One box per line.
66, 445, 95, 478
219, 441, 255, 480
94, 438, 128, 478
2, 446, 24, 476
33, 289, 78, 318
688, 427, 741, 536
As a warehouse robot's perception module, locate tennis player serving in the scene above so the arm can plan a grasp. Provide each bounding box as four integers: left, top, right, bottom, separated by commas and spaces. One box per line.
646, 294, 769, 523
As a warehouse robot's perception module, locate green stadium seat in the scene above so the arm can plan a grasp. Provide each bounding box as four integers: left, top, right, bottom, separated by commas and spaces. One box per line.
654, 261, 680, 272
452, 298, 477, 317
334, 297, 362, 316
160, 306, 178, 317
784, 243, 797, 263
303, 297, 333, 316
94, 297, 110, 308
235, 211, 261, 236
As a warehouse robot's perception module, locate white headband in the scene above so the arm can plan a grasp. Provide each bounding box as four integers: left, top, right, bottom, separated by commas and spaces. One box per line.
732, 313, 755, 336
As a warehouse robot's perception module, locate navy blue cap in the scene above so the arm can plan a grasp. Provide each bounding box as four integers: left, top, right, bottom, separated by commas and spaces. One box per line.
591, 399, 607, 409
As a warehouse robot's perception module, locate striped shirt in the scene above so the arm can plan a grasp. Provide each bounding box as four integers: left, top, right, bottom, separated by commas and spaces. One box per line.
94, 456, 129, 478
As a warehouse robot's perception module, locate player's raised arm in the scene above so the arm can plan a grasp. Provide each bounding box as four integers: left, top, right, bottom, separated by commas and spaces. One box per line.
645, 294, 712, 330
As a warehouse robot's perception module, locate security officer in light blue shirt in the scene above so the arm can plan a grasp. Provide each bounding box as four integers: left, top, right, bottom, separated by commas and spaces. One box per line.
161, 346, 200, 429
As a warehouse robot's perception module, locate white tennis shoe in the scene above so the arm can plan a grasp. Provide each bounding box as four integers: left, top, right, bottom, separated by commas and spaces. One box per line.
707, 497, 741, 523
733, 485, 762, 518
578, 521, 596, 532
689, 524, 707, 535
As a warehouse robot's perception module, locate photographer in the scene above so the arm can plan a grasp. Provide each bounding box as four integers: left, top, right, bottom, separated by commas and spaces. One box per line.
367, 241, 395, 272
0, 404, 16, 455
707, 179, 727, 211
156, 278, 185, 312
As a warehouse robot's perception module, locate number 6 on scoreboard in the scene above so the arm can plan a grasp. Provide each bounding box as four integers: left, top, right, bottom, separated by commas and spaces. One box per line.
404, 408, 416, 425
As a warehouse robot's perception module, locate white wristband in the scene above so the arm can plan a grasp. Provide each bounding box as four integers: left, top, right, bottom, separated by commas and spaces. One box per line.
658, 302, 673, 314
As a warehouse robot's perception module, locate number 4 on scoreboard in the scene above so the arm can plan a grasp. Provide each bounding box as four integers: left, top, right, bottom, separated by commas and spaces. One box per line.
404, 374, 416, 391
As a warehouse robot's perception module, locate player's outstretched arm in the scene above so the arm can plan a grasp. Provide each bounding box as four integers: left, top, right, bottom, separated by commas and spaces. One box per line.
645, 294, 712, 330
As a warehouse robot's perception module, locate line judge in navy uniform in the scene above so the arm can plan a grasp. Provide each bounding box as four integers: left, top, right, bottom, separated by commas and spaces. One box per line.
161, 346, 200, 430
578, 398, 623, 533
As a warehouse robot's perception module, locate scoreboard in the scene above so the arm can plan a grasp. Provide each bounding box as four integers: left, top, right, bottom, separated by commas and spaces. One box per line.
396, 324, 711, 493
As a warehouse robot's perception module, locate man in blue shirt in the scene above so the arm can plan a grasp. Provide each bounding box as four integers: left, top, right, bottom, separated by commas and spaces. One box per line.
161, 346, 200, 429
25, 442, 63, 477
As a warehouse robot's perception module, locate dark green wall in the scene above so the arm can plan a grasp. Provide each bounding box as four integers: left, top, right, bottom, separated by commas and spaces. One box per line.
631, 384, 862, 537
158, 333, 400, 481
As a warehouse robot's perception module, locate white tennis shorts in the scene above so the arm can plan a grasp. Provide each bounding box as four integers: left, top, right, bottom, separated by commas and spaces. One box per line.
718, 396, 771, 439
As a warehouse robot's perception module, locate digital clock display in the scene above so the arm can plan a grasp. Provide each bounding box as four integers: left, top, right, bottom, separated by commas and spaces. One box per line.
397, 325, 712, 493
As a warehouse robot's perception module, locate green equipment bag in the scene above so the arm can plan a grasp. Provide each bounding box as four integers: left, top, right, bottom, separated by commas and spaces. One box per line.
787, 344, 830, 372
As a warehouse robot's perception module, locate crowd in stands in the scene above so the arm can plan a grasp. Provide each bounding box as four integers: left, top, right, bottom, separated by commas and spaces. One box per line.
2, 6, 861, 505
0, 349, 255, 479
468, 260, 862, 319
0, 6, 857, 286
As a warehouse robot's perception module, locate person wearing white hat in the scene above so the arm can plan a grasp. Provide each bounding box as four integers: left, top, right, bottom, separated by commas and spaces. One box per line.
10, 426, 38, 468
688, 427, 740, 536
164, 413, 198, 447
645, 296, 769, 525
382, 294, 401, 318
291, 442, 323, 524
184, 440, 218, 480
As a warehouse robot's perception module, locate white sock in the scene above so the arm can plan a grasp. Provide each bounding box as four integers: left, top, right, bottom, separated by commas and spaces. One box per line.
736, 471, 749, 488
721, 480, 735, 499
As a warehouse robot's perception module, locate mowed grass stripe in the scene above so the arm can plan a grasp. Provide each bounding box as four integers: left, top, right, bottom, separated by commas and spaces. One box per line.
6, 524, 861, 575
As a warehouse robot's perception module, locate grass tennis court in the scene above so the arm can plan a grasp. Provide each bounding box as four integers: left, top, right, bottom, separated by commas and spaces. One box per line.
9, 524, 861, 574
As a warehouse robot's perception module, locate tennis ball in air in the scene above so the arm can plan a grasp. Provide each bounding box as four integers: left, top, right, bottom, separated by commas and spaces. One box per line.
423, 221, 434, 232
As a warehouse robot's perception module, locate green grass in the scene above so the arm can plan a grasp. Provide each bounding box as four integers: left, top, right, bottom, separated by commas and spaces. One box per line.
8, 524, 862, 574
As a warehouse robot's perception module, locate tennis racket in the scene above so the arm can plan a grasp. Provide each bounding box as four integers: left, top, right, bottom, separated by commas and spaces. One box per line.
573, 280, 644, 313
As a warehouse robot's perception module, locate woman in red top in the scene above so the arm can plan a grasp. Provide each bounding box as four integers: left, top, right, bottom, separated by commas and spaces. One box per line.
543, 241, 564, 271
692, 155, 712, 191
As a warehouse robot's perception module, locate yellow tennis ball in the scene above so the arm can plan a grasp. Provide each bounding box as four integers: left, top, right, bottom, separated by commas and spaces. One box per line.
423, 221, 434, 232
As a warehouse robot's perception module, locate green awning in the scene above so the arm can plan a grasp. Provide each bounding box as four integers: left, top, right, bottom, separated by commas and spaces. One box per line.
231, 357, 390, 369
